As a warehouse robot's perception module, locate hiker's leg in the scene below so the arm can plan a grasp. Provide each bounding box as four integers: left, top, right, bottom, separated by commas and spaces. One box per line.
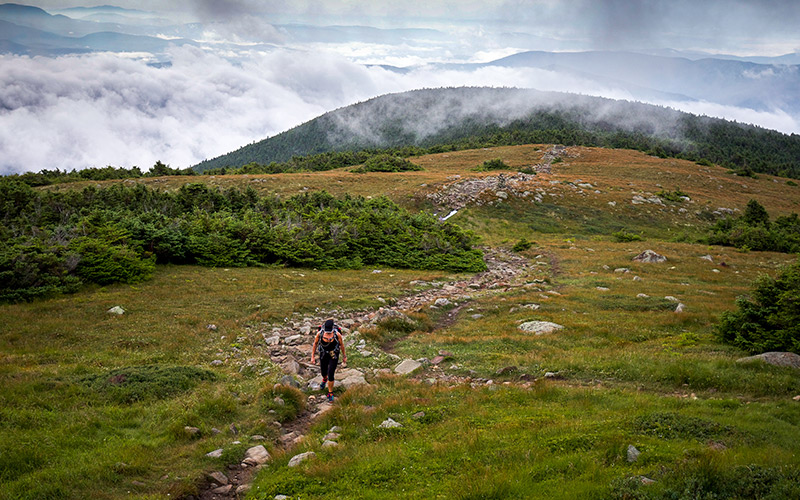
326, 356, 338, 392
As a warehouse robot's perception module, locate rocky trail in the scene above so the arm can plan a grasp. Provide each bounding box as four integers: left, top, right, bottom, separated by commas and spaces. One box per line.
192, 245, 553, 499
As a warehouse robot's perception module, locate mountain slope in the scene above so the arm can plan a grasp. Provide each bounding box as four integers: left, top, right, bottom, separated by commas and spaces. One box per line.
193, 87, 800, 178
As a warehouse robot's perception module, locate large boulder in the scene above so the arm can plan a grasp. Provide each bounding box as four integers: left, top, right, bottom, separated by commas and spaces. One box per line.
288, 451, 316, 467
633, 250, 667, 263
394, 359, 422, 375
242, 445, 271, 466
736, 352, 800, 369
518, 321, 564, 335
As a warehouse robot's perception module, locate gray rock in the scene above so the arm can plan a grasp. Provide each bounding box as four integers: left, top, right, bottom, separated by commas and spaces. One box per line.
242, 445, 271, 466
329, 426, 342, 433
236, 484, 252, 495
210, 359, 223, 366
394, 359, 422, 375
288, 451, 316, 467
322, 440, 339, 448
614, 268, 630, 274
637, 293, 649, 298
212, 484, 233, 494
299, 325, 312, 335
633, 250, 667, 263
379, 418, 402, 429
205, 448, 223, 458
627, 445, 641, 462
206, 324, 218, 331
518, 321, 564, 335
251, 435, 266, 441
264, 335, 281, 346
107, 306, 125, 315
339, 374, 369, 389
372, 308, 411, 324
205, 471, 228, 485
434, 298, 451, 307
596, 286, 610, 291
700, 255, 714, 262
284, 334, 304, 346
282, 359, 301, 375
736, 352, 800, 369
184, 426, 200, 436
675, 303, 686, 313
280, 375, 301, 388
275, 495, 290, 500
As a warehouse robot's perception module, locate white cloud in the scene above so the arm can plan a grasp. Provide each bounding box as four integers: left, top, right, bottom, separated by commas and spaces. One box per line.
1, 45, 798, 176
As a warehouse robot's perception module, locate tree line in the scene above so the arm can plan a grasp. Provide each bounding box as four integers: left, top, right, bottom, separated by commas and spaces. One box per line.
0, 181, 485, 303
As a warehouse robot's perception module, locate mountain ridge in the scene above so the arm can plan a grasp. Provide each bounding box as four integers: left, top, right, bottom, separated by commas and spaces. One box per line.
192, 87, 800, 178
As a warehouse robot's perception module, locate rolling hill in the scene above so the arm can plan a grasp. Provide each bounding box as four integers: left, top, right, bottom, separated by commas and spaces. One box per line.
193, 87, 800, 178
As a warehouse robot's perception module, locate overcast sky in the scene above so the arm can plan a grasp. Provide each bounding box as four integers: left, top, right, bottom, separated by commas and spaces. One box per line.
2, 1, 800, 174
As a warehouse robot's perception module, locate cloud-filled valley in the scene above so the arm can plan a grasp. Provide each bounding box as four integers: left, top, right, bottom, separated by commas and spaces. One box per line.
2, 1, 800, 174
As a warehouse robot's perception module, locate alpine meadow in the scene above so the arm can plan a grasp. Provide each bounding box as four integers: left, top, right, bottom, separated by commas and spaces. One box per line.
3, 2, 800, 500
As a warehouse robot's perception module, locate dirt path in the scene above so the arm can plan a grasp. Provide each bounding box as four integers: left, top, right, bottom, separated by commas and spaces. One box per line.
192, 246, 550, 499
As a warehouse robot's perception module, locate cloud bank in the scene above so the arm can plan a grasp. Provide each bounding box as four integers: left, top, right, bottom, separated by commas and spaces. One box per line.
1, 45, 799, 175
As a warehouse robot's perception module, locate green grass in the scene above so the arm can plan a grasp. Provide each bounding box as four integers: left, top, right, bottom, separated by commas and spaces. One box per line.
0, 265, 448, 499
248, 380, 800, 499
3, 145, 800, 499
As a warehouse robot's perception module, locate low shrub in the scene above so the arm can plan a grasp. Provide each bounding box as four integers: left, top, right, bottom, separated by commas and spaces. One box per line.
612, 230, 643, 242
474, 158, 510, 171
351, 154, 423, 173
633, 411, 734, 441
655, 188, 689, 202
719, 259, 800, 354
78, 365, 216, 403
512, 238, 533, 252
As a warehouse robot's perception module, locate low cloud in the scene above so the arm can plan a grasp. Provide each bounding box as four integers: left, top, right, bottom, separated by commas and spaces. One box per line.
1, 46, 798, 175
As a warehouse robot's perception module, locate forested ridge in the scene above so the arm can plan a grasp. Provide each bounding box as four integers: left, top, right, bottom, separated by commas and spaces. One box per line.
194, 88, 800, 179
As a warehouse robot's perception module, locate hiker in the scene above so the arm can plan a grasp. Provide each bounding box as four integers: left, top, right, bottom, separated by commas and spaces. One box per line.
311, 318, 347, 402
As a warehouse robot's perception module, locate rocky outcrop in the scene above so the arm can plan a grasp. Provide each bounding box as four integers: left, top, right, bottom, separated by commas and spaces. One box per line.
633, 250, 667, 263
736, 352, 800, 369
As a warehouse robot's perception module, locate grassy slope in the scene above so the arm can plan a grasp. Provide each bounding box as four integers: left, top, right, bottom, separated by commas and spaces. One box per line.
4, 145, 800, 499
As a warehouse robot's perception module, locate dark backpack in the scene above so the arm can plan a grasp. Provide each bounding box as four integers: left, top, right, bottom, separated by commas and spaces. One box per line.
316, 325, 341, 357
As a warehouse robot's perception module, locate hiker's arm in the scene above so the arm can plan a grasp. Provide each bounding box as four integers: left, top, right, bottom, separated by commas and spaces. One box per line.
337, 332, 347, 364
311, 333, 320, 363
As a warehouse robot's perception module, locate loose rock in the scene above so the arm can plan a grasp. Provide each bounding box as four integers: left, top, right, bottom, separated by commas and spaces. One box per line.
395, 359, 422, 375
518, 321, 564, 335
379, 418, 403, 429
242, 445, 271, 466
736, 352, 800, 369
627, 445, 641, 462
633, 250, 667, 263
288, 451, 316, 467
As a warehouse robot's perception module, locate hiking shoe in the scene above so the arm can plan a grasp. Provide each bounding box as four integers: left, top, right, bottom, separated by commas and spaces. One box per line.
319, 381, 327, 391
326, 392, 334, 403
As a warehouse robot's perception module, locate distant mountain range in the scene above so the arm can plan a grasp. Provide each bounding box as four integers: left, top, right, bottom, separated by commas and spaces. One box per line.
192, 87, 800, 179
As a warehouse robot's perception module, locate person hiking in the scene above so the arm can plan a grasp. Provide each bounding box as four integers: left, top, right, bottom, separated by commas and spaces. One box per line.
311, 318, 347, 402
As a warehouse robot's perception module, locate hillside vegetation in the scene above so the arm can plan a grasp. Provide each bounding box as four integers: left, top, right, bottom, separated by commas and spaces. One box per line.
1, 144, 799, 499
193, 88, 800, 179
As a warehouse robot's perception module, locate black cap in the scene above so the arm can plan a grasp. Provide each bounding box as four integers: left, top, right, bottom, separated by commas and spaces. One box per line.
323, 319, 335, 332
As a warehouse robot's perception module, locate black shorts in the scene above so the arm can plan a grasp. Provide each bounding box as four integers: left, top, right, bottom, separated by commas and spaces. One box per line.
320, 350, 339, 381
